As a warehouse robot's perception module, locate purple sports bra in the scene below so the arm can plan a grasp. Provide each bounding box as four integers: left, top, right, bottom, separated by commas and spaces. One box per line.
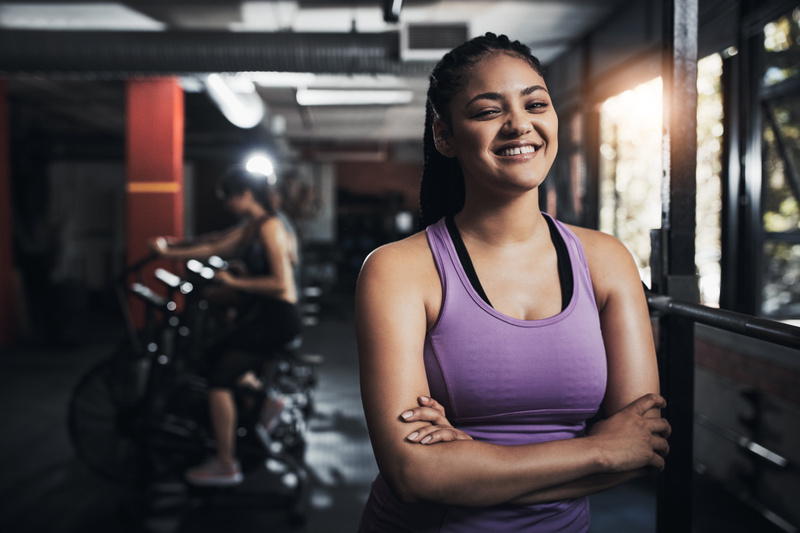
359, 215, 608, 532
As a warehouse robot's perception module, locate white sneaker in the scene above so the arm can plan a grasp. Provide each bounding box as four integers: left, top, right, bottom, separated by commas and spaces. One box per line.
185, 458, 243, 486
260, 396, 287, 433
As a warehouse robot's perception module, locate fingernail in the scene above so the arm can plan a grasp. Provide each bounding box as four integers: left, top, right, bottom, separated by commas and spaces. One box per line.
401, 410, 413, 420
421, 435, 432, 444
407, 432, 419, 441
420, 396, 430, 402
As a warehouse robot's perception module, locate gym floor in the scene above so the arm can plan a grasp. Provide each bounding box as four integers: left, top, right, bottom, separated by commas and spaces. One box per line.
0, 293, 785, 533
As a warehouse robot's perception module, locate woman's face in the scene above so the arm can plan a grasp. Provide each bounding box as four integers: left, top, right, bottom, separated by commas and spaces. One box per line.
436, 52, 558, 197
224, 190, 250, 216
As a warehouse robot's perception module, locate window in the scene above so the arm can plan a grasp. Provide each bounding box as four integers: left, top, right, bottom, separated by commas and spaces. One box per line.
598, 55, 724, 305
760, 7, 800, 317
599, 78, 663, 284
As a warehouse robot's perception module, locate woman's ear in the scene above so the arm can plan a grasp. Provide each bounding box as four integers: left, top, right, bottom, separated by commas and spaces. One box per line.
433, 119, 455, 158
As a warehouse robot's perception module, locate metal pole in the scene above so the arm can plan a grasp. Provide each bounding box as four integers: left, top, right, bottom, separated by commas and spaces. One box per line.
656, 1, 699, 532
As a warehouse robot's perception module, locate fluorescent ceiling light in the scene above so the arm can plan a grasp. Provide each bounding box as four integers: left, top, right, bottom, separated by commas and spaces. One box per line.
0, 3, 165, 30
249, 72, 409, 89
250, 72, 317, 88
296, 88, 413, 106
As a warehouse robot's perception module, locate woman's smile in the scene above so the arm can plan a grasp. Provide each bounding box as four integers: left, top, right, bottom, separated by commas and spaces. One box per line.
494, 141, 541, 158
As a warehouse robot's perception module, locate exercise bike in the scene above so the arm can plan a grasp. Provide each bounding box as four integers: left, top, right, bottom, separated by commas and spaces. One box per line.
67, 254, 320, 523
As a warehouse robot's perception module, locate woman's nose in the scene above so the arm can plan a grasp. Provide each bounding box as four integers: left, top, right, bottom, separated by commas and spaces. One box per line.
501, 107, 533, 136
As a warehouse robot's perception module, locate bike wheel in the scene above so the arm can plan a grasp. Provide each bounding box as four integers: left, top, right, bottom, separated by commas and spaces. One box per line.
68, 350, 149, 485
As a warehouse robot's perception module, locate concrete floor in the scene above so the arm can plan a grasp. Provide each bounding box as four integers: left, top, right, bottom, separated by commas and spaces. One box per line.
0, 294, 786, 533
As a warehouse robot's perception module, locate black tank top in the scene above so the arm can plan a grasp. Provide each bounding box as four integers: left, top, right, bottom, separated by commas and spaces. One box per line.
238, 215, 272, 276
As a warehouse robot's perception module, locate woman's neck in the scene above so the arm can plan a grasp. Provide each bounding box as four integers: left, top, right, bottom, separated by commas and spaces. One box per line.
246, 204, 268, 220
455, 189, 547, 246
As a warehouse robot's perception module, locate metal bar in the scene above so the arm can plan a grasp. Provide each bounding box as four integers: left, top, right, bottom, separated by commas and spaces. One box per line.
719, 53, 743, 312
656, 1, 699, 532
741, 24, 765, 315
694, 412, 789, 468
764, 231, 800, 243
646, 290, 800, 350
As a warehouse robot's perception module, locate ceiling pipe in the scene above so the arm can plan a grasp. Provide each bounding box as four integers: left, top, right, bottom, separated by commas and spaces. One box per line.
383, 0, 403, 22
204, 73, 265, 129
0, 29, 435, 77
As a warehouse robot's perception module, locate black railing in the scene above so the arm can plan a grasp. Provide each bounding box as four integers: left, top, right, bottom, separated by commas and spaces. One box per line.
646, 290, 800, 350
647, 289, 800, 533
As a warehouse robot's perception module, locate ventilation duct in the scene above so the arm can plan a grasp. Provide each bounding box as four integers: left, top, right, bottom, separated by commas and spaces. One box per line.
401, 23, 468, 61
0, 30, 436, 77
204, 73, 265, 129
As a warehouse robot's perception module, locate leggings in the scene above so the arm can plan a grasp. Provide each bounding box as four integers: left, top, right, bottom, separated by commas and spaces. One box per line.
206, 298, 302, 389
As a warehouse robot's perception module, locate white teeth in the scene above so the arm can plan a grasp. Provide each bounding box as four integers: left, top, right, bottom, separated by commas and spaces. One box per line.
499, 145, 537, 156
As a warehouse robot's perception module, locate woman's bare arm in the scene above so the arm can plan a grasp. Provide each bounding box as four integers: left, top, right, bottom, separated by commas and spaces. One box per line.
151, 223, 247, 259
357, 233, 669, 506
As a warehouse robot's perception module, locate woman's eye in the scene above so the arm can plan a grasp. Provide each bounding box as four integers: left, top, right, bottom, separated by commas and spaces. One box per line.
527, 101, 548, 111
472, 109, 499, 119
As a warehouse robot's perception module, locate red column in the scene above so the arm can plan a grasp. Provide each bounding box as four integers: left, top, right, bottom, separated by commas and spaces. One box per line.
125, 78, 184, 325
0, 80, 16, 345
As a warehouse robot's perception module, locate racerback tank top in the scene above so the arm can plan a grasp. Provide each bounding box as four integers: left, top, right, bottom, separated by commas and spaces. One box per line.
359, 215, 608, 532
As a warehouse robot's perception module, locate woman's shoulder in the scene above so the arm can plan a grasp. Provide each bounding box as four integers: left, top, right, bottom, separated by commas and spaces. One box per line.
562, 223, 631, 261
256, 214, 287, 235
561, 223, 642, 304
358, 231, 437, 291
362, 230, 432, 272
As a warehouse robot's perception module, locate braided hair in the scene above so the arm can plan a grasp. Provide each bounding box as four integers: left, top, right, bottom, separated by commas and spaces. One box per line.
418, 32, 545, 229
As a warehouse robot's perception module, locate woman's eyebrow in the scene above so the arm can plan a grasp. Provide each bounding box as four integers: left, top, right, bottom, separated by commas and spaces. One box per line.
465, 85, 549, 107
522, 84, 548, 96
465, 91, 502, 107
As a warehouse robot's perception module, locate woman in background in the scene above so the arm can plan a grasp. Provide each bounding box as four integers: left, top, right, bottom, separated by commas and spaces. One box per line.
151, 166, 301, 486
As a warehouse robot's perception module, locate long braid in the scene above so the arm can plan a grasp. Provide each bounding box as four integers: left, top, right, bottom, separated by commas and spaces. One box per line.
418, 100, 465, 229
418, 32, 544, 229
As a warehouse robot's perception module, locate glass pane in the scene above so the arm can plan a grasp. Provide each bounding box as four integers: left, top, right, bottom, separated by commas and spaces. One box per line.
763, 94, 800, 232
762, 7, 800, 86
598, 56, 723, 302
762, 241, 800, 317
696, 54, 724, 307
598, 77, 663, 284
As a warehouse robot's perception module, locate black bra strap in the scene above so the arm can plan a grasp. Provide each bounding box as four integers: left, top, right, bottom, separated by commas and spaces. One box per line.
445, 216, 492, 307
445, 215, 573, 312
543, 215, 574, 312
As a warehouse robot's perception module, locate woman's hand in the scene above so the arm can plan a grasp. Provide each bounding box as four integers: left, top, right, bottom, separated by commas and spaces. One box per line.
587, 393, 671, 472
214, 269, 235, 285
149, 236, 169, 255
400, 396, 473, 444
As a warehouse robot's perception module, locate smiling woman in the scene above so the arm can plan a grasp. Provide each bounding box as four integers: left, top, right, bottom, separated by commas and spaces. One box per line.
355, 33, 670, 532
431, 53, 558, 203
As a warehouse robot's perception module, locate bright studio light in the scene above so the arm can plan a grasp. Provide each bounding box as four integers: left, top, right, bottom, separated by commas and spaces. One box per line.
245, 154, 276, 184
